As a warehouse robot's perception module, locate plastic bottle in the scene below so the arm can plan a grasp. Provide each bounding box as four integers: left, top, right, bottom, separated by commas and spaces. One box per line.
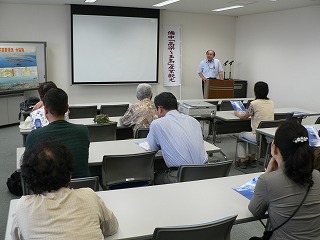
35, 118, 42, 129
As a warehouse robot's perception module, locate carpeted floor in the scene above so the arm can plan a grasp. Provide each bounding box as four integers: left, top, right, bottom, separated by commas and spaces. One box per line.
0, 123, 265, 239
0, 124, 22, 239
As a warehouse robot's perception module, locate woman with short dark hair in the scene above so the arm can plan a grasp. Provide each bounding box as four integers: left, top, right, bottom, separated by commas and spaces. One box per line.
11, 140, 118, 239
234, 81, 274, 168
249, 121, 320, 239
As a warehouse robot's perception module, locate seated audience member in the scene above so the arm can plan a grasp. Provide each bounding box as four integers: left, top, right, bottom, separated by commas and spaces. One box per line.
11, 141, 118, 239
25, 88, 90, 178
249, 121, 320, 240
314, 131, 320, 171
30, 81, 57, 129
119, 83, 157, 132
32, 81, 57, 111
234, 81, 274, 168
147, 92, 208, 184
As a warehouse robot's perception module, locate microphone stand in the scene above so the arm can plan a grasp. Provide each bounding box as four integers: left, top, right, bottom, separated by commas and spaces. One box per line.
229, 61, 234, 80
223, 60, 228, 79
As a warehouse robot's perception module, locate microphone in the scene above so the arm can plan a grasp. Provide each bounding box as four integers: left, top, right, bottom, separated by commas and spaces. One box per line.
223, 60, 229, 66
229, 61, 234, 79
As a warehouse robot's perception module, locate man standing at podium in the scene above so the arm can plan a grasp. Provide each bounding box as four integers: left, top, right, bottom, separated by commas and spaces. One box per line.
197, 50, 224, 96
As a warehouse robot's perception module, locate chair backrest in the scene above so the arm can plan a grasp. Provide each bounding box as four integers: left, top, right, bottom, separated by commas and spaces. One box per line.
206, 101, 219, 106
177, 160, 233, 183
102, 151, 156, 190
100, 104, 129, 117
22, 176, 100, 195
220, 100, 239, 111
21, 174, 32, 195
134, 128, 150, 139
245, 100, 253, 109
274, 112, 293, 121
315, 116, 320, 124
289, 116, 303, 123
256, 119, 285, 159
70, 176, 99, 191
257, 119, 284, 129
152, 215, 237, 240
87, 123, 117, 142
68, 105, 97, 119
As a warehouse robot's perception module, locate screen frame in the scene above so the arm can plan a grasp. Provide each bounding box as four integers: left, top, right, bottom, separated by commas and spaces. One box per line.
70, 4, 160, 85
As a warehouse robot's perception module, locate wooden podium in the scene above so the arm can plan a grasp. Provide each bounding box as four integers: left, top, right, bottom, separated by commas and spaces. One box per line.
204, 79, 234, 99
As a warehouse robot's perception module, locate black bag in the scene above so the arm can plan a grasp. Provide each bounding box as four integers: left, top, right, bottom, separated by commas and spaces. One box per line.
6, 170, 23, 196
18, 96, 40, 120
249, 231, 273, 240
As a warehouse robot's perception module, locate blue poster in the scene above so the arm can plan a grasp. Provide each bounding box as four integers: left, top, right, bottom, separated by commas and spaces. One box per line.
0, 46, 39, 92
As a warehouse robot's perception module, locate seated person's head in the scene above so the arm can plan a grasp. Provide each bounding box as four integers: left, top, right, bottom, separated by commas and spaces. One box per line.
274, 121, 314, 186
44, 88, 68, 117
38, 81, 57, 101
254, 81, 269, 100
21, 140, 73, 194
136, 83, 153, 101
154, 92, 178, 117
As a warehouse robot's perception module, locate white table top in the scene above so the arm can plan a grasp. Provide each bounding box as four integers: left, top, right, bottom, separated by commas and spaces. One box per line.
19, 117, 121, 134
16, 139, 221, 169
214, 108, 320, 122
68, 117, 120, 126
5, 172, 261, 240
214, 111, 249, 121
256, 124, 320, 139
178, 98, 253, 105
275, 108, 320, 117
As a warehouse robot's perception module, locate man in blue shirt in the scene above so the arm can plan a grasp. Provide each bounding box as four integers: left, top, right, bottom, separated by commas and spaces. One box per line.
147, 92, 208, 184
197, 50, 224, 95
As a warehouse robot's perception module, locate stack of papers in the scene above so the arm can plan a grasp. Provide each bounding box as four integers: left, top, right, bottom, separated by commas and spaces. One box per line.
136, 140, 151, 151
230, 100, 246, 113
305, 126, 320, 147
233, 176, 259, 200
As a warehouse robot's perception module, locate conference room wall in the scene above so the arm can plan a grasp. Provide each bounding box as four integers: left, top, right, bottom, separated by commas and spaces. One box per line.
0, 3, 236, 103
234, 5, 320, 122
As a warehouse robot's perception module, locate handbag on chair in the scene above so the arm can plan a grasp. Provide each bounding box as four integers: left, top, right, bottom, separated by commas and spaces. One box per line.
249, 184, 311, 240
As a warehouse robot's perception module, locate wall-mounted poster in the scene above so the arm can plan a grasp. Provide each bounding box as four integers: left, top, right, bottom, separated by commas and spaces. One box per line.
0, 42, 46, 94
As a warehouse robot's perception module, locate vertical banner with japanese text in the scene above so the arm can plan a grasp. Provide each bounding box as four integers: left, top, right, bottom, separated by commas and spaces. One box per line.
163, 25, 181, 86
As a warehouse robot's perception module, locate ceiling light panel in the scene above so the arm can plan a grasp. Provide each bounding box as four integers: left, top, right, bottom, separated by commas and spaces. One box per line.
153, 0, 180, 7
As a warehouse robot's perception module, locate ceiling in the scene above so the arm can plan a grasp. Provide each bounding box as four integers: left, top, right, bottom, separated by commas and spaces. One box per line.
1, 0, 320, 16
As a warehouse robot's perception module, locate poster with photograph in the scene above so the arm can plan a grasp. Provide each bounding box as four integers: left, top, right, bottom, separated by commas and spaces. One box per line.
0, 46, 39, 92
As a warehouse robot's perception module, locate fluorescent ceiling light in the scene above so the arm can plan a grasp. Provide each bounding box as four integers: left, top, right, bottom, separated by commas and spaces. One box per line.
153, 0, 180, 7
212, 5, 244, 12
84, 0, 97, 3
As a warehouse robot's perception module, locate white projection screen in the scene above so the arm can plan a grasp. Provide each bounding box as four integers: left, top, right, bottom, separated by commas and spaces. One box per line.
71, 5, 160, 85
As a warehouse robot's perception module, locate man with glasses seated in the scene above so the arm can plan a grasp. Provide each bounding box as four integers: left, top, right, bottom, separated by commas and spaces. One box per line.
147, 92, 208, 184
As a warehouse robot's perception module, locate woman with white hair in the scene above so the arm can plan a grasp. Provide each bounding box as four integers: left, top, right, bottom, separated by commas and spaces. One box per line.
119, 83, 157, 132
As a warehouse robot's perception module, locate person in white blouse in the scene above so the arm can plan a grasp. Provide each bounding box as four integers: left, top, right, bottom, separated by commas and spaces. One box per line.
11, 140, 118, 240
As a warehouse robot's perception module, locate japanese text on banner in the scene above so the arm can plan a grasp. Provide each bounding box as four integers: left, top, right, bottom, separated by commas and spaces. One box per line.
163, 25, 181, 86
